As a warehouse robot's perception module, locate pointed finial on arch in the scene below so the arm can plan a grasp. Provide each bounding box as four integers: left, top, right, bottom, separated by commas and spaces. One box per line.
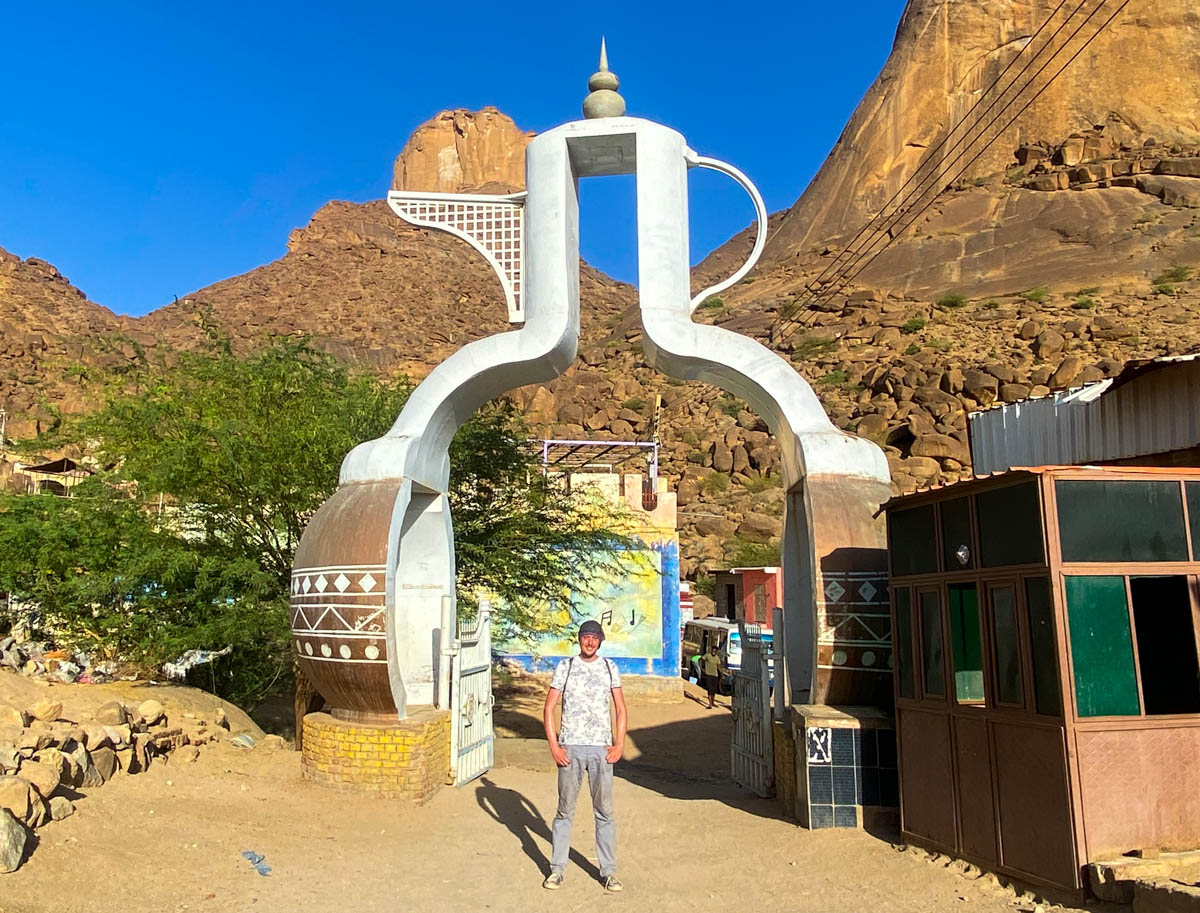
583, 37, 625, 119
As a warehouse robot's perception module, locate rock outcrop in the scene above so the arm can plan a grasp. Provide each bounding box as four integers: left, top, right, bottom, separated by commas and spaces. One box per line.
392, 107, 533, 194
766, 0, 1200, 258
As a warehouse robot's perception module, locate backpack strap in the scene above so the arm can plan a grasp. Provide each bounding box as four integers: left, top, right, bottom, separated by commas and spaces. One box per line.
561, 657, 574, 694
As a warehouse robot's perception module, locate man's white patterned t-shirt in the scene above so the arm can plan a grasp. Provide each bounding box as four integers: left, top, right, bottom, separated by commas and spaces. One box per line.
550, 657, 621, 747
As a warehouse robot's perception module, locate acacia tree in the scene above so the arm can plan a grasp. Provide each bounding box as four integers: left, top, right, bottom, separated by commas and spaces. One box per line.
0, 338, 629, 700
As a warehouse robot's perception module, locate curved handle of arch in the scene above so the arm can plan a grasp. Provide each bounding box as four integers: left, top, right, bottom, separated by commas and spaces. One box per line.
685, 150, 769, 315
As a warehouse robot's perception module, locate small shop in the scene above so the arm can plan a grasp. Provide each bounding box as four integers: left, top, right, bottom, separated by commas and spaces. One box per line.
884, 466, 1200, 896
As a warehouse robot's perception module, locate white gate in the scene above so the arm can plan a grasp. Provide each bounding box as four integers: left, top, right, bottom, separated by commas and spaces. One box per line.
450, 604, 493, 786
731, 624, 774, 797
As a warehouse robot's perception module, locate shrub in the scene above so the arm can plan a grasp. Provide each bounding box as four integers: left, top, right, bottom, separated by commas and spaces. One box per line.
1155, 265, 1192, 284
935, 292, 967, 309
697, 296, 725, 312
1153, 282, 1176, 296
725, 535, 781, 568
904, 343, 921, 356
900, 317, 926, 335
1020, 286, 1049, 303
700, 472, 730, 494
927, 338, 954, 352
621, 397, 646, 412
1072, 296, 1096, 310
717, 394, 742, 417
818, 369, 850, 386
1003, 168, 1027, 185
791, 335, 838, 359
739, 474, 782, 493
1075, 286, 1100, 296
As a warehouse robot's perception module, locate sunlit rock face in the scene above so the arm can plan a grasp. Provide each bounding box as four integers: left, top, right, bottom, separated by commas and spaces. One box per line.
392, 107, 534, 194
766, 0, 1200, 259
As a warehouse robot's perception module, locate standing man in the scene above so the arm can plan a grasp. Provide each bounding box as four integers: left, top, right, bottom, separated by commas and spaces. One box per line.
542, 619, 627, 893
699, 641, 722, 709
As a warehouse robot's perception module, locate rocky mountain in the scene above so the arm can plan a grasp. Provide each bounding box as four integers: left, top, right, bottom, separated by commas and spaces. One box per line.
765, 0, 1200, 260
4, 0, 1200, 579
392, 107, 533, 194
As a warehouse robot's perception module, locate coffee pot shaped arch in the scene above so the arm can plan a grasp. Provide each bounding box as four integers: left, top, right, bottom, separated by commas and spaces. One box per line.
290, 99, 893, 726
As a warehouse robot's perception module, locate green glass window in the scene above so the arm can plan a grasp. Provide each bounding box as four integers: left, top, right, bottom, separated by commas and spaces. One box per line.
977, 481, 1044, 567
1056, 480, 1187, 563
949, 583, 984, 703
920, 589, 945, 698
1065, 576, 1140, 717
889, 505, 938, 577
940, 497, 974, 570
990, 584, 1023, 706
1026, 577, 1061, 716
1186, 482, 1200, 558
894, 588, 915, 700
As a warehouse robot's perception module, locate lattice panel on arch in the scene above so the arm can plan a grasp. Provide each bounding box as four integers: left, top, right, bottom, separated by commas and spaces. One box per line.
389, 194, 525, 324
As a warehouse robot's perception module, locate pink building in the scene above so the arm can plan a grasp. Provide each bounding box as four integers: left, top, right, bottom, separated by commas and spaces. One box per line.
712, 566, 781, 628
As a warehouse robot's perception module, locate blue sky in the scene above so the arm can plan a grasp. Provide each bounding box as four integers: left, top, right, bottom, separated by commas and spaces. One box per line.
0, 1, 905, 317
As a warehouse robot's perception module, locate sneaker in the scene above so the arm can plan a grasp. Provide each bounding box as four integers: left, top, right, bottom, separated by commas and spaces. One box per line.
603, 875, 624, 893
542, 873, 564, 890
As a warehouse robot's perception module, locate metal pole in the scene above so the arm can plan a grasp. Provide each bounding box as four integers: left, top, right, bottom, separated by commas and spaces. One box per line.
438, 593, 454, 711
772, 607, 787, 721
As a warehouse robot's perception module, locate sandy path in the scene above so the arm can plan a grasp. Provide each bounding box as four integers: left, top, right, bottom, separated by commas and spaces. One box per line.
0, 683, 1085, 913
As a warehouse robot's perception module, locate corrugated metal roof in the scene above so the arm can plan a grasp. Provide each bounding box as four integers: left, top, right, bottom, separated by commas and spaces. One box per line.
968, 355, 1200, 473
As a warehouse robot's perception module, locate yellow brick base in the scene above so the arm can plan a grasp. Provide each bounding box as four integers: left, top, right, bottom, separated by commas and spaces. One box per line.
301, 708, 451, 802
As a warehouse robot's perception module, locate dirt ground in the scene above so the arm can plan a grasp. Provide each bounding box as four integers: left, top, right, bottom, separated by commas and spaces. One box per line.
0, 680, 1105, 913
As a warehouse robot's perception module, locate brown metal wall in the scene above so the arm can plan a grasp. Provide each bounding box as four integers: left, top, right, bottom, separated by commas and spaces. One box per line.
1074, 724, 1200, 859
897, 708, 956, 846
993, 721, 1076, 888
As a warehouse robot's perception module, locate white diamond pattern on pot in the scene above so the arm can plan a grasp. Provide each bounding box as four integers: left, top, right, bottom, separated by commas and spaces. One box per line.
858, 580, 877, 603
824, 579, 846, 603
333, 573, 351, 593
314, 574, 328, 593
358, 573, 377, 593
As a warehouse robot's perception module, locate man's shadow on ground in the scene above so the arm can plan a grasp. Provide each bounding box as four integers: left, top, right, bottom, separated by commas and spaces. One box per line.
475, 776, 601, 880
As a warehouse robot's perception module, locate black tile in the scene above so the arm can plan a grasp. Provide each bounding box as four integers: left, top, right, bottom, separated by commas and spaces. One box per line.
833, 765, 858, 805
859, 767, 881, 806
880, 768, 900, 807
808, 766, 832, 805
834, 806, 858, 828
810, 804, 834, 829
858, 729, 878, 767
831, 728, 855, 765
877, 730, 897, 769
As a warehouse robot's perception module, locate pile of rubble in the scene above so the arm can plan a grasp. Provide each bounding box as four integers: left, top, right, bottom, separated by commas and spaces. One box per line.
0, 636, 116, 685
0, 695, 253, 873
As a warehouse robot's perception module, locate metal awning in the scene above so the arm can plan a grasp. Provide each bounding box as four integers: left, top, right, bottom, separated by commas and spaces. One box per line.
537, 439, 659, 487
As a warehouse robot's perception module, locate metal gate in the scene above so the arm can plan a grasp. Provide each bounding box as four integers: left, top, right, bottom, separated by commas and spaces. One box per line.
450, 603, 493, 786
731, 624, 774, 797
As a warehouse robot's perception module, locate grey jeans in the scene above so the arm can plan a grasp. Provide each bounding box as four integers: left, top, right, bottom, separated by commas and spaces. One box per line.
550, 744, 616, 877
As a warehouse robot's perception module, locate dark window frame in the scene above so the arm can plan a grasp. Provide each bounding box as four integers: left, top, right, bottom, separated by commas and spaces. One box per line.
986, 578, 1027, 711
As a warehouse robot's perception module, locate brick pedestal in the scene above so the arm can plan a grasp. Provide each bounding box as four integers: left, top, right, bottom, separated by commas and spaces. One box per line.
301, 708, 450, 802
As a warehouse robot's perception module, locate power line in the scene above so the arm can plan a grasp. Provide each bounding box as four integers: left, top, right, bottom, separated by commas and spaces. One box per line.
665, 0, 1131, 420
771, 0, 1117, 343
773, 0, 1130, 344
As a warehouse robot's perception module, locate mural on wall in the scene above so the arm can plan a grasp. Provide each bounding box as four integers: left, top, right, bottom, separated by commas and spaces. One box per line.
498, 545, 664, 659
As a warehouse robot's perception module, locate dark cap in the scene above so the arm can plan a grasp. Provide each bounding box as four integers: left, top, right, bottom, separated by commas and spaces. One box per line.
578, 620, 605, 642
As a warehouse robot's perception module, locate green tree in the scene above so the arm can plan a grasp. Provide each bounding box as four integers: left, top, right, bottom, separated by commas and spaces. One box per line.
0, 338, 630, 700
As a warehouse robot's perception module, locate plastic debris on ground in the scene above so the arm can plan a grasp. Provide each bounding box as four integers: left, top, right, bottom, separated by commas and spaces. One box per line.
229, 733, 256, 749
240, 850, 271, 876
162, 646, 233, 682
